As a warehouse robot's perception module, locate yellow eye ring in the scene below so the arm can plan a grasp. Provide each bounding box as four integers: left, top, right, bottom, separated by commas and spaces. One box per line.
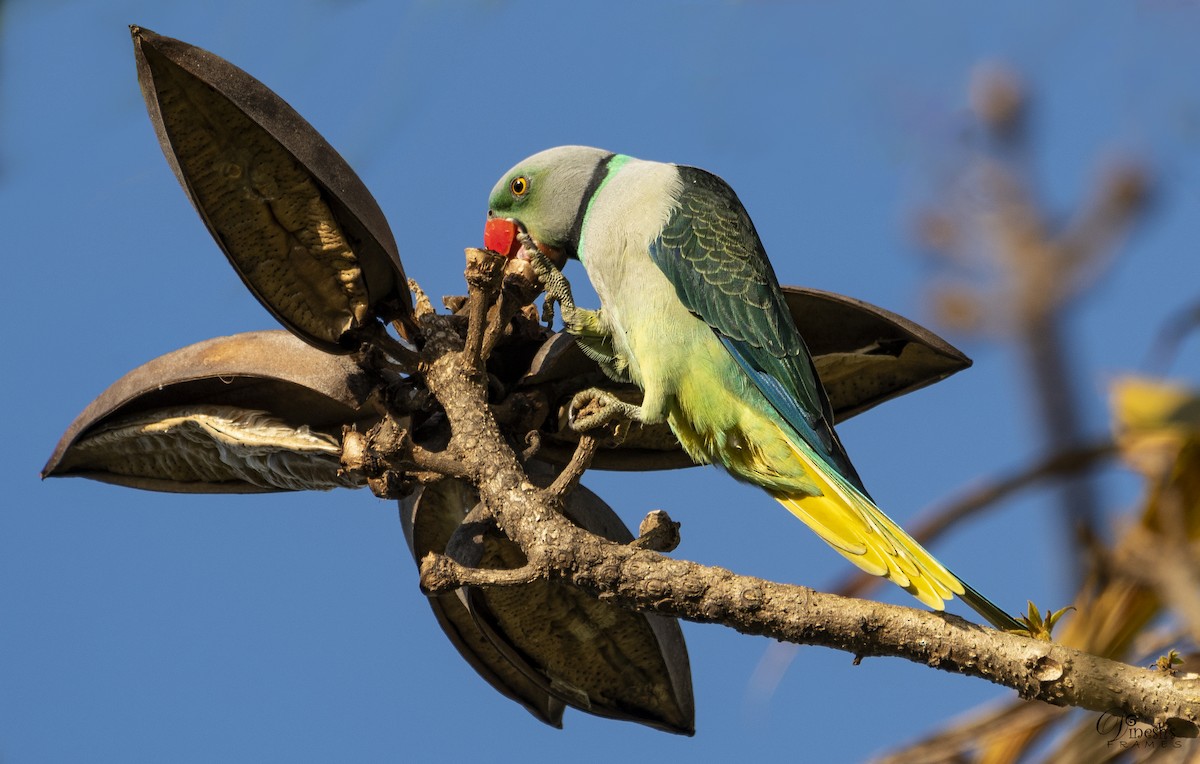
510, 176, 529, 196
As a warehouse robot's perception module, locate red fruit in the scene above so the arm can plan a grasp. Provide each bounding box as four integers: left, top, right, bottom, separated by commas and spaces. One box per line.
484, 218, 521, 259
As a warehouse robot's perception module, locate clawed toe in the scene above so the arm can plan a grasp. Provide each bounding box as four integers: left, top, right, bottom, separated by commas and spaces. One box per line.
568, 389, 641, 433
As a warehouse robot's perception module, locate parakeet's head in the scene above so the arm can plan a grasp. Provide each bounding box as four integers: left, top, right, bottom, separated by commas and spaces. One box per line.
485, 145, 614, 265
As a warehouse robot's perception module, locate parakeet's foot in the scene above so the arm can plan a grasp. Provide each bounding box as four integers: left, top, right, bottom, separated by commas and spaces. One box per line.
569, 388, 644, 432
524, 240, 576, 313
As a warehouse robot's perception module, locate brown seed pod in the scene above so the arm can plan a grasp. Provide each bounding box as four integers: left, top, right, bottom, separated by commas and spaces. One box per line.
400, 478, 566, 728
781, 286, 971, 420
131, 26, 413, 351
442, 471, 694, 735
522, 285, 972, 470
43, 331, 380, 493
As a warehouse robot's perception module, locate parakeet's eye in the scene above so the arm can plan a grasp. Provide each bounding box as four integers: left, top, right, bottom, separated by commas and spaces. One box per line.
510, 176, 529, 197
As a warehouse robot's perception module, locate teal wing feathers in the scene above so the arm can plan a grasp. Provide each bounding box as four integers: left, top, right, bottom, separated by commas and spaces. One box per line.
647, 166, 867, 494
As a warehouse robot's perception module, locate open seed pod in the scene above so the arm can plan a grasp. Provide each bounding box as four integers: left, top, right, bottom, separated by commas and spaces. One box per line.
780, 287, 971, 419
44, 331, 381, 493
522, 285, 972, 470
442, 471, 694, 735
400, 478, 565, 728
131, 26, 413, 350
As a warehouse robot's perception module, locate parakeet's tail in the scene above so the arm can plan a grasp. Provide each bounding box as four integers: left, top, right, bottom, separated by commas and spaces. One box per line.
774, 439, 1021, 631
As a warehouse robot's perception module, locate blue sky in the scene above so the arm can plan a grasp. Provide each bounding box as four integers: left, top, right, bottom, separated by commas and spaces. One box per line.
6, 1, 1200, 761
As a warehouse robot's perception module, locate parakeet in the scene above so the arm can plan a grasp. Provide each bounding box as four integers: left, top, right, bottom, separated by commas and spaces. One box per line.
484, 146, 1018, 631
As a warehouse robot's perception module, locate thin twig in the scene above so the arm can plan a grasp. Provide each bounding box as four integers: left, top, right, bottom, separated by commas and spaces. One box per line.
1018, 311, 1102, 585
519, 431, 542, 464
362, 322, 421, 372
462, 248, 506, 371
408, 278, 435, 319
481, 288, 520, 361
1145, 300, 1200, 374
632, 510, 682, 552
419, 553, 542, 592
547, 435, 599, 497
462, 291, 489, 370
409, 444, 471, 480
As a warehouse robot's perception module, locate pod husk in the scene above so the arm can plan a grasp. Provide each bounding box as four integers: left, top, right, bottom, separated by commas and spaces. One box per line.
402, 473, 694, 734
131, 26, 413, 350
44, 331, 379, 492
443, 471, 694, 735
399, 478, 566, 728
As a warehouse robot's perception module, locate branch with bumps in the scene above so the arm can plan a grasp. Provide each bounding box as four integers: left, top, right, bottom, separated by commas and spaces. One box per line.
356, 248, 1200, 738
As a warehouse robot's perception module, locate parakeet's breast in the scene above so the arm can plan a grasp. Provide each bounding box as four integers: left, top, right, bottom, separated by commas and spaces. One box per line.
576, 160, 714, 391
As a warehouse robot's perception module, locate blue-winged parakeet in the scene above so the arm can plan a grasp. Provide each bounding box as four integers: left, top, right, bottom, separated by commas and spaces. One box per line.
484, 146, 1018, 631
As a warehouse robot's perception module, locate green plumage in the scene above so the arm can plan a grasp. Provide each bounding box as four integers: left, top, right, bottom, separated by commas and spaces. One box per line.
486, 146, 1020, 631
649, 166, 863, 490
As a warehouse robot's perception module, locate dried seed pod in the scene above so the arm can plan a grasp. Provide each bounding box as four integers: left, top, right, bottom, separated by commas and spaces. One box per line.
131, 26, 413, 350
44, 331, 380, 493
523, 286, 971, 469
780, 286, 972, 420
399, 478, 565, 728
443, 473, 694, 735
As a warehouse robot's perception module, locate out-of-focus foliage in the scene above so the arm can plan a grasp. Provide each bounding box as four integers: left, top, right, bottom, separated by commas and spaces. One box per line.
877, 65, 1200, 763
881, 378, 1200, 763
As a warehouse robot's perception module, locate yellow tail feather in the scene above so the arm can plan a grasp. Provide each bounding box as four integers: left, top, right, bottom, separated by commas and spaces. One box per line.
774, 440, 964, 611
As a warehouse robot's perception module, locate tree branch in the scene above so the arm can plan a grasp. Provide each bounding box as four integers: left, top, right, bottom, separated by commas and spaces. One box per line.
415, 472, 1200, 735
462, 248, 506, 371
546, 434, 599, 497
399, 263, 1200, 735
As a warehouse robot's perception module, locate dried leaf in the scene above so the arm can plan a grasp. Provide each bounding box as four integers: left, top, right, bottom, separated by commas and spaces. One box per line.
1111, 376, 1200, 478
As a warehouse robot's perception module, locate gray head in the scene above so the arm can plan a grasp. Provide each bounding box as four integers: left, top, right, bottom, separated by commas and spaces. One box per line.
487, 146, 614, 262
